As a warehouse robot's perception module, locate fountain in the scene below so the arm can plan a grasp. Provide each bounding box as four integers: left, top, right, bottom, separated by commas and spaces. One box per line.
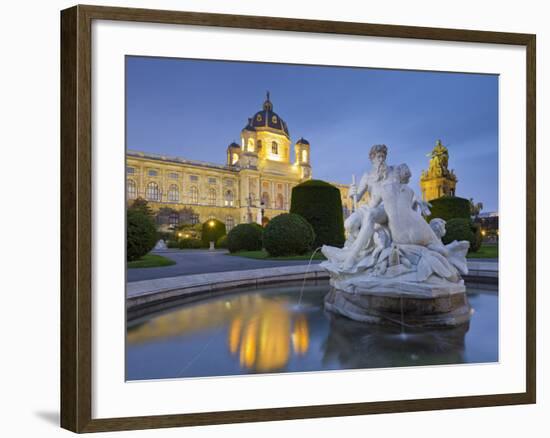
321, 145, 471, 328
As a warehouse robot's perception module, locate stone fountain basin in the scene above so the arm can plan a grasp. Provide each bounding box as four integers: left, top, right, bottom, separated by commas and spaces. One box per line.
324, 286, 472, 328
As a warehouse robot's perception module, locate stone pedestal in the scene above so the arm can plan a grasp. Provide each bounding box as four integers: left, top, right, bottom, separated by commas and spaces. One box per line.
324, 287, 471, 328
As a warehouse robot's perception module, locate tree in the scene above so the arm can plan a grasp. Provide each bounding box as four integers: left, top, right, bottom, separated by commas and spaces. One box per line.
127, 209, 157, 261
469, 198, 484, 219
178, 207, 196, 225
129, 197, 153, 217
201, 218, 226, 247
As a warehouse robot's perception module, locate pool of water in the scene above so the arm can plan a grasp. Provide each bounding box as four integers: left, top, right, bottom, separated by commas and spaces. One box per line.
126, 281, 498, 380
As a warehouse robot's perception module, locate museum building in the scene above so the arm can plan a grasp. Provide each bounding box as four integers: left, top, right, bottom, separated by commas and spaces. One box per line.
126, 93, 354, 230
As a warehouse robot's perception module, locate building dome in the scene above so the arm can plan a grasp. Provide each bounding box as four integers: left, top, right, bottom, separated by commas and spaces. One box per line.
227, 141, 240, 149
296, 137, 309, 145
243, 92, 290, 138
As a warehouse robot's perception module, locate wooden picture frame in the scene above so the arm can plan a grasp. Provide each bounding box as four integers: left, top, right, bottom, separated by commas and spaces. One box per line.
61, 4, 536, 433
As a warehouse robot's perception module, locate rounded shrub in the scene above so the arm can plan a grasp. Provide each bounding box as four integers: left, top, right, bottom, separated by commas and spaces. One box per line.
127, 209, 157, 261
290, 179, 345, 249
201, 219, 226, 247
178, 238, 203, 249
226, 223, 263, 253
428, 196, 471, 222
216, 235, 228, 249
263, 213, 315, 257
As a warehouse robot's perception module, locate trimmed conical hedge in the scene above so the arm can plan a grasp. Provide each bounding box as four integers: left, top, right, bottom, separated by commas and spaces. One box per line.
290, 179, 345, 249
427, 196, 471, 222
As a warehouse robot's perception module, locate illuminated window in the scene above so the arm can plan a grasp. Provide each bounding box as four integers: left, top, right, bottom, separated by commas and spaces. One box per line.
261, 192, 270, 208
302, 149, 308, 162
225, 190, 234, 206
189, 186, 198, 204
127, 179, 137, 200
226, 216, 235, 231
146, 182, 160, 201
168, 184, 179, 202
232, 153, 239, 164
191, 213, 199, 225
208, 188, 217, 205
276, 193, 284, 209
272, 141, 278, 154
248, 138, 255, 152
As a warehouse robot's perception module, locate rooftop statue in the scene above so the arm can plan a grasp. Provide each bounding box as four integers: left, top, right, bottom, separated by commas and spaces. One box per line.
321, 144, 471, 327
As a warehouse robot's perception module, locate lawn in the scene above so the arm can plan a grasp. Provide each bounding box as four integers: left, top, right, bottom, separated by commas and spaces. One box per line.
228, 249, 326, 261
467, 244, 498, 259
127, 254, 176, 269
230, 244, 498, 261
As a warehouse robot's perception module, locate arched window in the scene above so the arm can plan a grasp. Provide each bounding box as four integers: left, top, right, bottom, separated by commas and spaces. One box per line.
261, 192, 270, 208
146, 182, 160, 201
224, 190, 234, 206
169, 212, 179, 227
225, 216, 235, 231
276, 193, 284, 209
127, 179, 137, 200
302, 149, 308, 163
168, 184, 179, 202
189, 186, 198, 204
248, 138, 255, 152
272, 141, 278, 154
208, 188, 217, 206
257, 140, 262, 151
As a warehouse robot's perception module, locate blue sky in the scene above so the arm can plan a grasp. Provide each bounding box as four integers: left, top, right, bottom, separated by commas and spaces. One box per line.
126, 56, 499, 212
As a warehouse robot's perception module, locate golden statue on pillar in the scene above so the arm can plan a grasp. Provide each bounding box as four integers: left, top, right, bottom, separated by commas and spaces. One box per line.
420, 139, 457, 201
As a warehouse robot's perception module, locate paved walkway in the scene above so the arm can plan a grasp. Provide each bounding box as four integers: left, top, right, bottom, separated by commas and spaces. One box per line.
128, 249, 498, 283
127, 249, 323, 282
127, 259, 498, 310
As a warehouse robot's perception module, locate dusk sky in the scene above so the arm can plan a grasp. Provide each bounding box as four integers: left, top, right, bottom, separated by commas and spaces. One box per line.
126, 56, 499, 212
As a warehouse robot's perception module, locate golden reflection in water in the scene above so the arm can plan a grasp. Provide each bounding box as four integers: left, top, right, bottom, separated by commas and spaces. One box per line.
292, 315, 309, 355
127, 293, 310, 372
228, 301, 310, 372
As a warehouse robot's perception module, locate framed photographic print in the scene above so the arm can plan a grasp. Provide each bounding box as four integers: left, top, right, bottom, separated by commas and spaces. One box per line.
60, 4, 536, 433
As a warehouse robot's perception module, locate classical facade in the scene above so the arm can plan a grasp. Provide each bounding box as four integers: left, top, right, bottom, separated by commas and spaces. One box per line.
420, 139, 458, 201
126, 93, 354, 231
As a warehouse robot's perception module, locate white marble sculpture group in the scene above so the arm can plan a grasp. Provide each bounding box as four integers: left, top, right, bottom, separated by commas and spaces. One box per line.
321, 144, 470, 297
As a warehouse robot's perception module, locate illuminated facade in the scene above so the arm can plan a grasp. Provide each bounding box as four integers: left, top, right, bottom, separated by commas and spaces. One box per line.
420, 139, 458, 202
126, 93, 354, 230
